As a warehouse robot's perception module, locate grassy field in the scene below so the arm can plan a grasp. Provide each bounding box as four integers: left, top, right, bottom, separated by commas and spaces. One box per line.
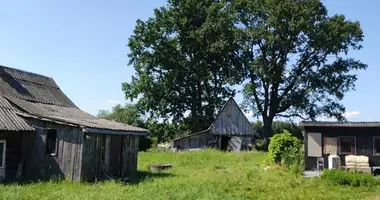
0, 150, 379, 200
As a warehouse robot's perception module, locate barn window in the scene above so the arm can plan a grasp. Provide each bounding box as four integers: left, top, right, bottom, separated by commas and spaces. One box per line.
338, 136, 356, 155
46, 129, 58, 156
373, 137, 380, 156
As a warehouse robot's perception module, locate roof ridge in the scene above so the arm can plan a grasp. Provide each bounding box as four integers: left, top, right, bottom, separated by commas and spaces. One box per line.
0, 65, 53, 80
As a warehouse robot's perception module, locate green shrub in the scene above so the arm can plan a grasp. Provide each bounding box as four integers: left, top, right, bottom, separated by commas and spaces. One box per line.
266, 130, 302, 168
253, 139, 267, 151
321, 170, 377, 187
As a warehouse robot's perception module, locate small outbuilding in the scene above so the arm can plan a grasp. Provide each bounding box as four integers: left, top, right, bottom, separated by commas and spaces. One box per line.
0, 65, 148, 181
301, 121, 380, 174
173, 97, 254, 152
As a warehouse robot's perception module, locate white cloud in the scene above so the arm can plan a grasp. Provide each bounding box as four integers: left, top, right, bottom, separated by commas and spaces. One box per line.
106, 100, 120, 105
344, 111, 360, 118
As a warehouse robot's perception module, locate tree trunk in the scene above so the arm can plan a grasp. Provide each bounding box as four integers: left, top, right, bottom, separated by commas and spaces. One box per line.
262, 116, 274, 151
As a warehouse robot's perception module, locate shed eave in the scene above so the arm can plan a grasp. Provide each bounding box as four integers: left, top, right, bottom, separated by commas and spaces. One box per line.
300, 122, 380, 128
82, 127, 148, 136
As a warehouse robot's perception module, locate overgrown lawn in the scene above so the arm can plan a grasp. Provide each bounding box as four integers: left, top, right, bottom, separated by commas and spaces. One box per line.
0, 150, 379, 199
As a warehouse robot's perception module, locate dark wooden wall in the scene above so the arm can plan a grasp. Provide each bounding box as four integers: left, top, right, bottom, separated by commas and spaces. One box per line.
23, 120, 83, 181
173, 132, 219, 150
81, 134, 140, 181
81, 133, 103, 181
121, 135, 139, 176
210, 99, 253, 136
0, 131, 26, 180
305, 127, 380, 170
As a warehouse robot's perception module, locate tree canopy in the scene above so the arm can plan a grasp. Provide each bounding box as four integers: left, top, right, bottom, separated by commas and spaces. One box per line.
234, 0, 366, 144
124, 0, 366, 144
124, 0, 239, 133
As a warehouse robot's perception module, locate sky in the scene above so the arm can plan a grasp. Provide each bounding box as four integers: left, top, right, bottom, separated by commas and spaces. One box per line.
0, 0, 379, 122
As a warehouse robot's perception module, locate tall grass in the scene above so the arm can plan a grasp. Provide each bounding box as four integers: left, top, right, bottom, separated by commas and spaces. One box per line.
0, 150, 379, 200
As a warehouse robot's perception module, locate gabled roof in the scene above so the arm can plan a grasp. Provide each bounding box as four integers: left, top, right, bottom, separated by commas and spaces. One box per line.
300, 121, 380, 127
0, 65, 148, 134
0, 65, 76, 107
173, 97, 253, 141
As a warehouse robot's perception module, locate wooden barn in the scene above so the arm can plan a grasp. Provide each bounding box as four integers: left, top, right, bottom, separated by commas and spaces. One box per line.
0, 65, 148, 181
173, 97, 254, 152
301, 121, 380, 174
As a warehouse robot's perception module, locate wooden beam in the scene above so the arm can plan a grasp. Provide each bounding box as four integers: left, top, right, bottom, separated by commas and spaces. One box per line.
82, 128, 147, 136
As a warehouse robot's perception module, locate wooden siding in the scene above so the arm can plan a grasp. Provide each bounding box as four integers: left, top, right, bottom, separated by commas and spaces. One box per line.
81, 134, 103, 181
121, 135, 139, 176
173, 133, 252, 151
0, 131, 24, 180
81, 134, 140, 181
23, 120, 83, 181
304, 127, 380, 170
209, 98, 253, 136
173, 132, 219, 150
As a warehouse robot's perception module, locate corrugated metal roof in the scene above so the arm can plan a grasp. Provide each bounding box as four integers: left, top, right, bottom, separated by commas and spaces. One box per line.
6, 96, 147, 133
0, 66, 77, 107
0, 65, 147, 133
0, 96, 34, 131
300, 121, 380, 127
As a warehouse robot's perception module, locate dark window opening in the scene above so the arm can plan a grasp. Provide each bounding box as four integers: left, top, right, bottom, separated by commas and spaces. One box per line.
373, 137, 380, 155
46, 129, 58, 155
339, 136, 355, 155
221, 136, 231, 151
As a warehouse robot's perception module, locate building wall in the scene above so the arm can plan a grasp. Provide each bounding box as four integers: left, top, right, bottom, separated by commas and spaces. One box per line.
173, 132, 219, 150
23, 120, 83, 181
0, 131, 26, 180
81, 134, 140, 181
304, 127, 380, 170
209, 99, 253, 136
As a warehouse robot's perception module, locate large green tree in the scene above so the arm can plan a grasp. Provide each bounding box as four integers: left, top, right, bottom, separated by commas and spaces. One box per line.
124, 0, 239, 133
234, 0, 367, 147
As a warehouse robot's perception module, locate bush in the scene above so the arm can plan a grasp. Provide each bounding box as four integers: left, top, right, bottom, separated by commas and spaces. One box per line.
253, 139, 267, 151
321, 170, 377, 187
266, 130, 302, 168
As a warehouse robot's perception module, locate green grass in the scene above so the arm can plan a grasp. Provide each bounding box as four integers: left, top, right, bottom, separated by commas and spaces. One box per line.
0, 150, 379, 200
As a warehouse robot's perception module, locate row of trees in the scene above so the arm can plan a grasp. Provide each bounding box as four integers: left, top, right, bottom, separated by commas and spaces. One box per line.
122, 0, 366, 148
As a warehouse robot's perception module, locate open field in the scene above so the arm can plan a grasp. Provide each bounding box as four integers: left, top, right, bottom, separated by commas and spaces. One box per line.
0, 150, 379, 200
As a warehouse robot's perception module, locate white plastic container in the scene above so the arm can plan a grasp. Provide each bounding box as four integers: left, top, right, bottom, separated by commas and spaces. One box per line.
328, 155, 341, 169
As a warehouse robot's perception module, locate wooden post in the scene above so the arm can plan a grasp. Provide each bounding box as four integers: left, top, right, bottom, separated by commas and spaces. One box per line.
104, 135, 111, 173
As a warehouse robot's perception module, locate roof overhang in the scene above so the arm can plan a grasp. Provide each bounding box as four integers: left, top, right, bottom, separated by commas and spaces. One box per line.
300, 121, 380, 128
82, 127, 148, 136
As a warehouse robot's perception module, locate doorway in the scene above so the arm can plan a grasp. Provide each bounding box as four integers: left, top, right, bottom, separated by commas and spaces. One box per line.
220, 136, 231, 151
0, 140, 6, 180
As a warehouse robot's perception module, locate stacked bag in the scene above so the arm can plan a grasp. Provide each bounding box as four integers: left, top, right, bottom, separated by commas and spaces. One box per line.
345, 155, 371, 174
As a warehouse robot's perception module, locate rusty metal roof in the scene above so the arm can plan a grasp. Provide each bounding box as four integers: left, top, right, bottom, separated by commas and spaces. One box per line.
6, 96, 148, 133
0, 96, 34, 131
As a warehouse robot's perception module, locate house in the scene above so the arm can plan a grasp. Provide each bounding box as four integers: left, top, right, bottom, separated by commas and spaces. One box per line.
172, 97, 254, 152
0, 65, 148, 181
301, 121, 380, 174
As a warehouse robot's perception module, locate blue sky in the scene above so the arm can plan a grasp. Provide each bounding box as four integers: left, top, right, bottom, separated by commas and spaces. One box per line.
0, 0, 379, 121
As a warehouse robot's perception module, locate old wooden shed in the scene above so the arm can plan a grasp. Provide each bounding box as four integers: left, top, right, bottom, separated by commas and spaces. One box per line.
173, 97, 254, 152
301, 121, 380, 174
0, 65, 148, 181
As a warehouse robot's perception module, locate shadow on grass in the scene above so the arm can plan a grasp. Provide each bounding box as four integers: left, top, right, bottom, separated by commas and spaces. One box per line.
0, 171, 174, 186
127, 171, 175, 185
